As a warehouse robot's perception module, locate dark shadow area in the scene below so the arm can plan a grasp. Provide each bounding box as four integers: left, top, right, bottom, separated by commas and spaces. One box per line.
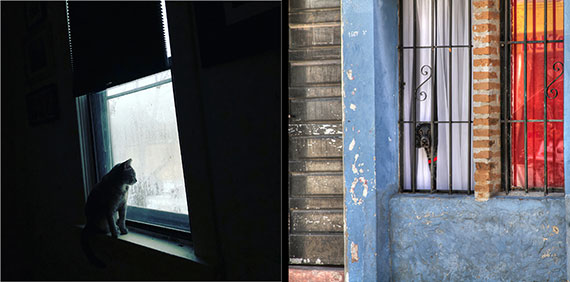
2, 1, 281, 280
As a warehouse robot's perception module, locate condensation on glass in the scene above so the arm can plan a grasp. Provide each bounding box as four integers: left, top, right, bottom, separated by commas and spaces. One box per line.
106, 70, 188, 215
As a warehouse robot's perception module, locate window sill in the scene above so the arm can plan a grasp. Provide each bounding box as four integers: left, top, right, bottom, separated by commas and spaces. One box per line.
75, 224, 207, 266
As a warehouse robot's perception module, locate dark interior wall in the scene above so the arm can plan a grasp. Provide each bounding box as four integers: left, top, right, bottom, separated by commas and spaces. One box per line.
199, 49, 282, 279
167, 2, 282, 279
2, 1, 281, 280
1, 2, 86, 279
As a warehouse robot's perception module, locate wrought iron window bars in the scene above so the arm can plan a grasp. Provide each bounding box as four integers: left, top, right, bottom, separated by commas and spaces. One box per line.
500, 0, 565, 195
398, 0, 474, 194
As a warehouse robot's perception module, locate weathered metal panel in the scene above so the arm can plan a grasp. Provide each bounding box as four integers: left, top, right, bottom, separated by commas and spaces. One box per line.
289, 173, 343, 196
289, 9, 340, 24
288, 123, 342, 137
289, 234, 344, 265
289, 0, 340, 11
289, 85, 341, 99
289, 63, 341, 86
289, 136, 342, 159
289, 47, 341, 61
289, 0, 343, 269
289, 26, 341, 48
289, 98, 342, 121
289, 159, 343, 172
291, 210, 343, 232
289, 197, 343, 210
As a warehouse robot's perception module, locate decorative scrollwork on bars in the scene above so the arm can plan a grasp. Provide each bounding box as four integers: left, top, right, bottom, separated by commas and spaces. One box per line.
415, 65, 432, 101
546, 61, 564, 100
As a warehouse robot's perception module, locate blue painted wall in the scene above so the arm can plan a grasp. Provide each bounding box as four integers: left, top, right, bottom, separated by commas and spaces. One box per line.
390, 195, 566, 280
342, 0, 399, 281
343, 0, 569, 280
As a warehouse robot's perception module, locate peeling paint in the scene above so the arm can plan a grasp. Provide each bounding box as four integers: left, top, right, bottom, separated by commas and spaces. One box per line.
359, 177, 368, 197
346, 69, 354, 80
350, 178, 358, 204
349, 139, 356, 151
350, 104, 357, 111
553, 226, 559, 234
290, 258, 303, 264
352, 154, 359, 174
350, 242, 359, 263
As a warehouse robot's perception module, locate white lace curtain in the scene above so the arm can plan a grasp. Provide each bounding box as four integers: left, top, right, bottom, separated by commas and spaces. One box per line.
402, 0, 474, 190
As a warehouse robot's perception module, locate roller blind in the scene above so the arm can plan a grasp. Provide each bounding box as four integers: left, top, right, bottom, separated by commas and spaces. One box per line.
67, 1, 168, 96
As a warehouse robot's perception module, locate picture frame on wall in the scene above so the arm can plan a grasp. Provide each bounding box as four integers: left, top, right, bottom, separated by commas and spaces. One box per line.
24, 27, 54, 84
26, 84, 60, 126
25, 2, 47, 31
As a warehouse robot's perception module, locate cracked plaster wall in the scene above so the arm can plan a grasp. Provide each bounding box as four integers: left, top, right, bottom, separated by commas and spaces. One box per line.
390, 194, 566, 281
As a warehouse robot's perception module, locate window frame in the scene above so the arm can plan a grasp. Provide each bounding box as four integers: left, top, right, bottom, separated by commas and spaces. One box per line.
500, 0, 565, 195
397, 0, 474, 194
76, 67, 193, 241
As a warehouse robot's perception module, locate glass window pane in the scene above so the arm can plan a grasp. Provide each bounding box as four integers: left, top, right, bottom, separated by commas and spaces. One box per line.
107, 70, 188, 215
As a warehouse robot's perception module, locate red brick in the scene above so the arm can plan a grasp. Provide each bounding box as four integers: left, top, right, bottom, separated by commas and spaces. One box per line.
473, 128, 501, 137
476, 162, 496, 170
474, 11, 500, 20
474, 150, 501, 159
473, 118, 499, 126
473, 47, 498, 55
473, 59, 501, 67
475, 182, 493, 193
473, 71, 498, 80
473, 82, 500, 90
473, 24, 497, 33
474, 170, 500, 182
473, 94, 498, 103
473, 0, 497, 9
474, 35, 501, 43
473, 105, 501, 114
473, 140, 495, 148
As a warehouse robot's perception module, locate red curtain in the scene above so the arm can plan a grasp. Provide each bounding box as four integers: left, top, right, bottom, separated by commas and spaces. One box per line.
511, 0, 564, 188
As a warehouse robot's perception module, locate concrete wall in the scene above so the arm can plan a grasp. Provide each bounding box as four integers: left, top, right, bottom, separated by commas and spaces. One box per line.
391, 195, 566, 280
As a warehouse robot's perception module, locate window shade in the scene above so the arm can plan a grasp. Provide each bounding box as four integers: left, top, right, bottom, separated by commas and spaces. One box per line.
67, 1, 168, 96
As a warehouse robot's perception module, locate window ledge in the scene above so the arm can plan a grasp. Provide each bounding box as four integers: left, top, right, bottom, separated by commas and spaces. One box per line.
495, 191, 565, 198
75, 224, 207, 266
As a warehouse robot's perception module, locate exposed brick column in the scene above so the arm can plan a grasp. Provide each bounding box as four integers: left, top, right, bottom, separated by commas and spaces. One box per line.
472, 0, 501, 201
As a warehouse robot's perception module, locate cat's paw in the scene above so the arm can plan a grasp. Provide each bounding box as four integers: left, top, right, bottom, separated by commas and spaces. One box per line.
119, 228, 128, 235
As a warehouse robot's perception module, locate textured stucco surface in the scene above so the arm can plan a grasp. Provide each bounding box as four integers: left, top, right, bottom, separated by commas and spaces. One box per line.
390, 194, 566, 281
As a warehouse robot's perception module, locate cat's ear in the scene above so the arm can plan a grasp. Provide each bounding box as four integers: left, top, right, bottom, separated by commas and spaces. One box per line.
123, 159, 132, 168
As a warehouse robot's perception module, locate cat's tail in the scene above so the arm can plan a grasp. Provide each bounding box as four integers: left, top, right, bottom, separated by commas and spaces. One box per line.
81, 226, 106, 268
